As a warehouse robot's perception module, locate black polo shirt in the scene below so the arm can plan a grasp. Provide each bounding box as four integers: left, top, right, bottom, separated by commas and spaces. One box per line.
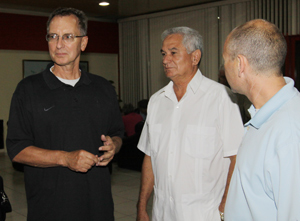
7, 63, 124, 221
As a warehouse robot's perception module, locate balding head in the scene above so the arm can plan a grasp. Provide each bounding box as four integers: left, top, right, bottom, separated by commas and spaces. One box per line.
226, 19, 287, 75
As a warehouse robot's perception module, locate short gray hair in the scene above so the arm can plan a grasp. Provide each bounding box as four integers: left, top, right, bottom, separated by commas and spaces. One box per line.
227, 19, 286, 75
161, 27, 204, 55
47, 7, 88, 36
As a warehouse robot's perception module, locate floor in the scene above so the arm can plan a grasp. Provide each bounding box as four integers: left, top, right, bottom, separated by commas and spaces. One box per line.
0, 151, 153, 221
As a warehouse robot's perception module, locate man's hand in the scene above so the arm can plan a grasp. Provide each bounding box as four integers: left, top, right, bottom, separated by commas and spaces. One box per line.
219, 203, 225, 213
64, 150, 98, 173
97, 135, 116, 166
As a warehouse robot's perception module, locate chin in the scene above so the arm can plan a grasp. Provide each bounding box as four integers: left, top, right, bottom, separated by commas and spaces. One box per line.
53, 59, 71, 66
165, 70, 174, 77
231, 87, 244, 94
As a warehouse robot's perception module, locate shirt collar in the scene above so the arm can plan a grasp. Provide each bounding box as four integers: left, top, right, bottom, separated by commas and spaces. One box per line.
163, 69, 203, 98
246, 77, 297, 129
189, 69, 202, 94
43, 63, 92, 90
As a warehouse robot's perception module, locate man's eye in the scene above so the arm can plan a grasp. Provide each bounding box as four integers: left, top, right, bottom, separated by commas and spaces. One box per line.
171, 52, 176, 55
50, 34, 57, 39
65, 34, 73, 39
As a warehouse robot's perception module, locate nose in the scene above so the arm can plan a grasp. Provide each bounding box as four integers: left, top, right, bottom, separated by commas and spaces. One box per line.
162, 54, 171, 66
56, 36, 65, 49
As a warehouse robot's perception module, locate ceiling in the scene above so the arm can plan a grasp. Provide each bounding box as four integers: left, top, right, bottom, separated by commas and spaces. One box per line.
0, 0, 221, 22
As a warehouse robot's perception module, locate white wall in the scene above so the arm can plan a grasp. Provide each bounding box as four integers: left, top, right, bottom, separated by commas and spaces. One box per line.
0, 49, 118, 150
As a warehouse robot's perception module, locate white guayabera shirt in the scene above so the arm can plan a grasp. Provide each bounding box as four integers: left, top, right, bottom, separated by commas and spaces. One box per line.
138, 70, 244, 221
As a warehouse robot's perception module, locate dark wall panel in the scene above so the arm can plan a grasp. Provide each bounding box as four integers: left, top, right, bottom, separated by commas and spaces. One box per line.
0, 12, 118, 54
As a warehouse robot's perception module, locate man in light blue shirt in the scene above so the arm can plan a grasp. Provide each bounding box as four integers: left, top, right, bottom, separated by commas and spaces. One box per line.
223, 19, 300, 220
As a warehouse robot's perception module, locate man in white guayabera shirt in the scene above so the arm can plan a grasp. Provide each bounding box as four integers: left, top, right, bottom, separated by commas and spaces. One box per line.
224, 19, 300, 220
136, 26, 244, 221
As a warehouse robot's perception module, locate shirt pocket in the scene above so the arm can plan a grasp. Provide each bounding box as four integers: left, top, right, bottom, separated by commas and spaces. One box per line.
184, 125, 217, 158
149, 124, 162, 154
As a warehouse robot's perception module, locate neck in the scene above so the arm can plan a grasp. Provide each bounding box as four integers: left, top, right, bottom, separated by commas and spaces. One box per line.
52, 64, 81, 80
172, 68, 197, 101
247, 75, 286, 109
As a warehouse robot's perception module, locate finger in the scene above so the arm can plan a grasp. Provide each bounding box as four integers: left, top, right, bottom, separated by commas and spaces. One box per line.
101, 134, 107, 142
77, 159, 98, 172
85, 156, 98, 166
103, 136, 113, 146
99, 137, 114, 151
97, 151, 113, 163
96, 156, 114, 166
99, 144, 113, 152
100, 151, 113, 161
75, 153, 97, 169
79, 151, 98, 164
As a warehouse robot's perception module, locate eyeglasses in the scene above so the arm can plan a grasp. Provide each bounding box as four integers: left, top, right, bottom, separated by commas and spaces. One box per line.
46, 33, 86, 43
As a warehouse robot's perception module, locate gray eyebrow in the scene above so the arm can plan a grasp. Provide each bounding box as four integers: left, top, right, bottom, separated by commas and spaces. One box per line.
160, 47, 178, 53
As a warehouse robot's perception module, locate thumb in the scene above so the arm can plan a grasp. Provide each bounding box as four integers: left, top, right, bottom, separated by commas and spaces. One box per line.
101, 134, 107, 142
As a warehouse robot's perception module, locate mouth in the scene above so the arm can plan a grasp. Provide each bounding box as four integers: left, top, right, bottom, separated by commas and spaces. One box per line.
164, 65, 173, 69
164, 67, 174, 71
55, 52, 67, 56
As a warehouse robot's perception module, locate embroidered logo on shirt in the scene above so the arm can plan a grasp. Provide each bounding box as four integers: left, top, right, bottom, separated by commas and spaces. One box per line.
44, 106, 55, 111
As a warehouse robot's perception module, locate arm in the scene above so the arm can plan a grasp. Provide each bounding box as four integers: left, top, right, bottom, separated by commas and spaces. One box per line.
13, 145, 99, 173
11, 135, 121, 171
137, 155, 154, 221
97, 135, 122, 166
219, 155, 236, 213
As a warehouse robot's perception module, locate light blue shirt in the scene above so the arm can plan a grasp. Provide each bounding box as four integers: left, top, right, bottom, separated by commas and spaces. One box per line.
225, 77, 300, 221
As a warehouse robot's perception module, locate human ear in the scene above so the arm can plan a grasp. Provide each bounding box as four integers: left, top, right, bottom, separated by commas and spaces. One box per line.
81, 36, 88, 51
192, 49, 201, 66
237, 55, 246, 77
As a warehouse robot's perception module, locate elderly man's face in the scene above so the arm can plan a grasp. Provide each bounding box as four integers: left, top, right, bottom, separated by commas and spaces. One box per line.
48, 15, 88, 67
161, 34, 194, 81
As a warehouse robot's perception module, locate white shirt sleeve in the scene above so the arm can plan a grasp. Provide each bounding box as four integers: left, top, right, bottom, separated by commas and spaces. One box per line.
220, 90, 244, 157
137, 120, 151, 156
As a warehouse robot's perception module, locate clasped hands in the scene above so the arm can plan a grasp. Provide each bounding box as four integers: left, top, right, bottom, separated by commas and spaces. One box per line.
65, 135, 115, 173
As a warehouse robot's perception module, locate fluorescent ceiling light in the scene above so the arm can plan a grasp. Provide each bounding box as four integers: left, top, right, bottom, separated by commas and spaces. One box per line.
99, 2, 110, 6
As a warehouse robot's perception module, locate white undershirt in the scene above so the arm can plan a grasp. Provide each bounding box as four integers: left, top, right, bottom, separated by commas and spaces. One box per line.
50, 66, 80, 87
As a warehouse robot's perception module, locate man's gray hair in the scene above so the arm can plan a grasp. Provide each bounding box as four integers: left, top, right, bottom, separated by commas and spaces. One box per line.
161, 27, 204, 55
47, 7, 88, 36
227, 19, 286, 75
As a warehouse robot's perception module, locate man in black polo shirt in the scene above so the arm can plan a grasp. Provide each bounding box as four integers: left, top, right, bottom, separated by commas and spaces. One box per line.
6, 7, 123, 221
